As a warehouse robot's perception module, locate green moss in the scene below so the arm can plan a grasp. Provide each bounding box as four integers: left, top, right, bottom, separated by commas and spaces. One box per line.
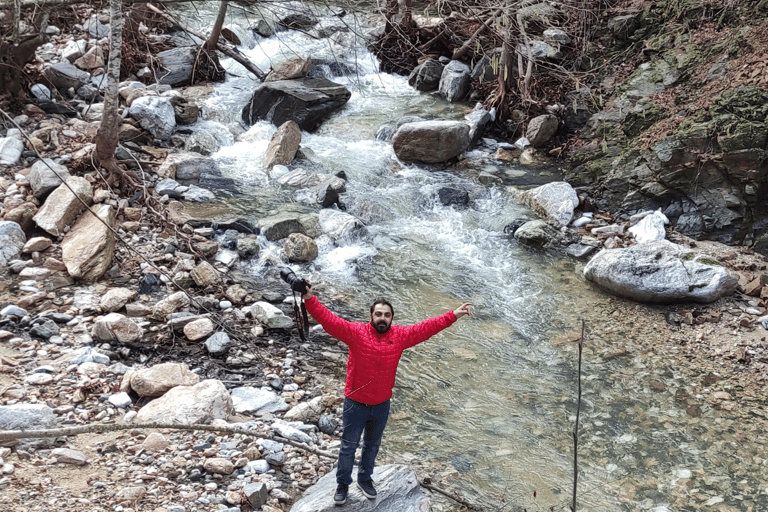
696, 256, 723, 267
622, 105, 665, 138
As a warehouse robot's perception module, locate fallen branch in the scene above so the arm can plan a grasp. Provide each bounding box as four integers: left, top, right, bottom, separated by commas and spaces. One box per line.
451, 8, 502, 61
419, 478, 480, 510
144, 3, 266, 81
0, 421, 337, 459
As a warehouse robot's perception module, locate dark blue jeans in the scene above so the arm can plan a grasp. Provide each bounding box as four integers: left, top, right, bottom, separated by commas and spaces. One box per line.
336, 397, 391, 486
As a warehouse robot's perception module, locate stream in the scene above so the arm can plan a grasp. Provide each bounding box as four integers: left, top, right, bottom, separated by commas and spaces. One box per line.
173, 3, 768, 511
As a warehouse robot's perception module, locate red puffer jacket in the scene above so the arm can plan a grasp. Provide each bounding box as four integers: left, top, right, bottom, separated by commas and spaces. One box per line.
304, 296, 457, 405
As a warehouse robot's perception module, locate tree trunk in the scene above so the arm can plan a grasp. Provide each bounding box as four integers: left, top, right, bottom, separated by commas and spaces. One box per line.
204, 0, 227, 51
93, 0, 124, 176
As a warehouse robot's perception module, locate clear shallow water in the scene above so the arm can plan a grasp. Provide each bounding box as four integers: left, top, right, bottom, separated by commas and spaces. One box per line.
176, 5, 768, 510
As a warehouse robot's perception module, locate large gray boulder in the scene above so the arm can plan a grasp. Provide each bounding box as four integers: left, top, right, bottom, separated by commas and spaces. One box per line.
583, 240, 739, 303
241, 77, 351, 132
392, 120, 471, 164
291, 464, 429, 512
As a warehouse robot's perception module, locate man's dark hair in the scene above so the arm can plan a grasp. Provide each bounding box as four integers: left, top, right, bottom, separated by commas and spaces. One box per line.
370, 299, 394, 318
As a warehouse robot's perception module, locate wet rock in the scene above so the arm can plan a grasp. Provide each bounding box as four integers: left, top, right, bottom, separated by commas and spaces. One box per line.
392, 120, 471, 164
241, 77, 352, 132
516, 181, 579, 226
439, 60, 471, 102
258, 212, 307, 241
265, 55, 311, 82
318, 209, 365, 242
156, 151, 218, 180
264, 120, 302, 170
438, 187, 469, 208
283, 233, 318, 262
464, 104, 494, 146
408, 59, 444, 92
514, 219, 561, 249
277, 169, 346, 192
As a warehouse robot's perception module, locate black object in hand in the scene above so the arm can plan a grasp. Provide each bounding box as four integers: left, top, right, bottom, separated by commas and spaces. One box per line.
280, 268, 310, 294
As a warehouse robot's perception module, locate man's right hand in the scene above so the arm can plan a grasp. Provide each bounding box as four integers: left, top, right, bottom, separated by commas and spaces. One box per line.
302, 286, 313, 301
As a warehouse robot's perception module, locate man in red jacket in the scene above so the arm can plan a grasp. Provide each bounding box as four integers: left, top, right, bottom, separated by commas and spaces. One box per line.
301, 286, 471, 505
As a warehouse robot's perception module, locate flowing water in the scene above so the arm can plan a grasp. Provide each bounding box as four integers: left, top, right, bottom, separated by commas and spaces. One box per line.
175, 4, 768, 511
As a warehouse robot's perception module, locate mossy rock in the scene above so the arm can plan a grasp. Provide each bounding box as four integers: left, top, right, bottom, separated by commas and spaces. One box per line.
709, 86, 768, 123
674, 120, 718, 152
622, 104, 665, 138
717, 122, 768, 153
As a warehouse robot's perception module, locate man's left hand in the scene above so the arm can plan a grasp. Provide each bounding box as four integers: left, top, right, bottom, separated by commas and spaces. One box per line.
453, 303, 472, 319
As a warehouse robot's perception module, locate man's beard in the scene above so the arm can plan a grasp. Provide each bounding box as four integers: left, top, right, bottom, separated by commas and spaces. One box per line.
374, 321, 390, 334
